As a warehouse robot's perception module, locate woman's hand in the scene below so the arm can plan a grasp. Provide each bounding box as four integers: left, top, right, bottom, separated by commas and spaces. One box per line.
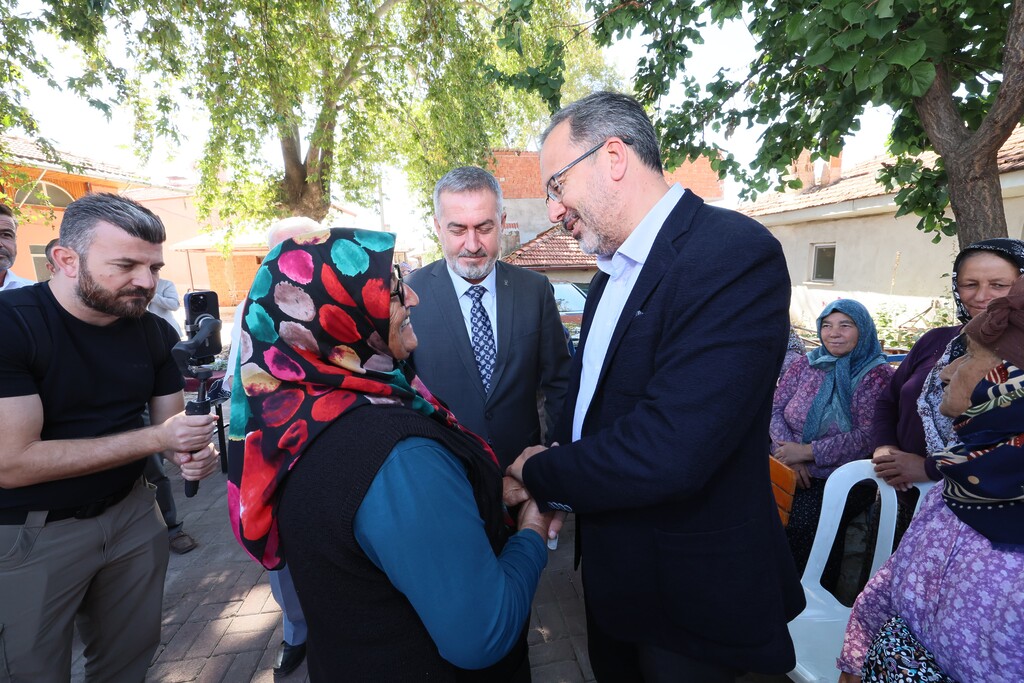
791, 462, 812, 489
774, 441, 814, 466
502, 476, 531, 507
838, 672, 862, 683
872, 446, 928, 492
517, 497, 553, 541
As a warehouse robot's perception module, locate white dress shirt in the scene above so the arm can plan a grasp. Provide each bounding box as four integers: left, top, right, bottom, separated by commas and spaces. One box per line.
572, 183, 685, 442
446, 264, 499, 353
0, 270, 33, 292
147, 278, 183, 337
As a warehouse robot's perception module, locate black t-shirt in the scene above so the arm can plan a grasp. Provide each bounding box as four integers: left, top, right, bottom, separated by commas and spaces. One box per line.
0, 283, 184, 510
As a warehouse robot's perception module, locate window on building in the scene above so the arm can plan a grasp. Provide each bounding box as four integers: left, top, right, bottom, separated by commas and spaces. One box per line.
15, 181, 75, 208
811, 244, 836, 282
29, 243, 51, 282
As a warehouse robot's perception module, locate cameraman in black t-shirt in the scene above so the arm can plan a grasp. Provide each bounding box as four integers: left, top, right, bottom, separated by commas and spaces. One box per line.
0, 193, 220, 681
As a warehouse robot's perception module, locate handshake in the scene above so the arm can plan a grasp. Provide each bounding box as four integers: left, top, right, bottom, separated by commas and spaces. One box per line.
502, 444, 566, 545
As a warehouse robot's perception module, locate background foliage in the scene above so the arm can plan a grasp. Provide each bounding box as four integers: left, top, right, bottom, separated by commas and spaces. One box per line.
1, 0, 620, 224
495, 0, 1024, 247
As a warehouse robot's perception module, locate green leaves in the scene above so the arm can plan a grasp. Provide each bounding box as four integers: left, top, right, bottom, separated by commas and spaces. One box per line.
878, 157, 956, 240
887, 40, 927, 69
903, 62, 936, 97
496, 0, 1020, 244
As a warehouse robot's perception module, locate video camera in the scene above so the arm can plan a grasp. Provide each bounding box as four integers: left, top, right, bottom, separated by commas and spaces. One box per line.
172, 290, 230, 498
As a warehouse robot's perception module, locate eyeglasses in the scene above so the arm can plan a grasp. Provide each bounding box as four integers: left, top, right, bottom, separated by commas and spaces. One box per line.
545, 136, 634, 204
390, 264, 405, 307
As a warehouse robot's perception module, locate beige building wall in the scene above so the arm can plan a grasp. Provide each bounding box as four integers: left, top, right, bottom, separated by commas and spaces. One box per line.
536, 267, 595, 285
134, 193, 221, 295
762, 170, 1024, 327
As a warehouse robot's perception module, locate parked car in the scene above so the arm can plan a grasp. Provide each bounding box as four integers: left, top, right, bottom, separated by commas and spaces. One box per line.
551, 281, 587, 345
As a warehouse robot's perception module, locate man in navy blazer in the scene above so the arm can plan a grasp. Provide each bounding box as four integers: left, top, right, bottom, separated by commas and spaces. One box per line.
406, 167, 570, 471
507, 92, 805, 680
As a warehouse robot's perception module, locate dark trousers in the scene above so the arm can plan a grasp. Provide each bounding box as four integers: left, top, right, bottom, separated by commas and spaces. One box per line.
585, 601, 740, 683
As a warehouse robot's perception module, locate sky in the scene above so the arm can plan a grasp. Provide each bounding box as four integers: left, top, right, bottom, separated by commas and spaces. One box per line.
608, 20, 895, 190
16, 11, 894, 235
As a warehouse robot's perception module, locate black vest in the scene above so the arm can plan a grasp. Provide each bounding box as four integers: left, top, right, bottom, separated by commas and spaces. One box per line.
276, 404, 527, 682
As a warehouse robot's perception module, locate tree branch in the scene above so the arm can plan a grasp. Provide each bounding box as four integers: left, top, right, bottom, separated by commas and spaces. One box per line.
913, 62, 969, 158
279, 121, 306, 192
972, 0, 1024, 154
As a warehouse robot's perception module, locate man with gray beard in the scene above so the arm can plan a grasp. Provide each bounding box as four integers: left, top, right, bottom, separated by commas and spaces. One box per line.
406, 167, 570, 475
406, 167, 570, 680
0, 193, 220, 681
0, 204, 34, 292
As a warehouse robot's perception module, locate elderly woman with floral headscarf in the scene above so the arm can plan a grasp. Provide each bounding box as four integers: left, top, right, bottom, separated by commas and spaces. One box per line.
871, 238, 1024, 491
838, 277, 1024, 683
227, 229, 550, 681
771, 299, 894, 577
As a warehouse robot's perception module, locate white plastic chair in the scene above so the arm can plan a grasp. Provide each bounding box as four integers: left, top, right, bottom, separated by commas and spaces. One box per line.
787, 459, 935, 683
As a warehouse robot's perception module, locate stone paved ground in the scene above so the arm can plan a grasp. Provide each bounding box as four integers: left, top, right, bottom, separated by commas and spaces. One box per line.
70, 462, 792, 682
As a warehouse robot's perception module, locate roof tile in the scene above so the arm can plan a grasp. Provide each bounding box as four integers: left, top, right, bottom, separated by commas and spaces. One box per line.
741, 126, 1024, 217
2, 135, 144, 183
503, 225, 596, 269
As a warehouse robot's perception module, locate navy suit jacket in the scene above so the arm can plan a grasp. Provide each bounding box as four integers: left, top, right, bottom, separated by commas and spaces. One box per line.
523, 190, 805, 674
406, 260, 570, 469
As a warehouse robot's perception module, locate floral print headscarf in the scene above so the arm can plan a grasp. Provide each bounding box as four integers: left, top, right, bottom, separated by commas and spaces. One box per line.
227, 228, 497, 568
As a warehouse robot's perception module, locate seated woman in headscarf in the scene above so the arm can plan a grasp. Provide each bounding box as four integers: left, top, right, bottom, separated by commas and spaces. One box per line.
771, 299, 894, 577
872, 238, 1024, 491
227, 229, 550, 681
838, 278, 1024, 683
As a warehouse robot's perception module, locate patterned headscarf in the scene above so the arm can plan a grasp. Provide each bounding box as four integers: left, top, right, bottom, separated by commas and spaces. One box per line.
929, 361, 1024, 546
951, 238, 1024, 324
930, 278, 1024, 546
917, 239, 1024, 453
802, 299, 886, 442
227, 228, 499, 568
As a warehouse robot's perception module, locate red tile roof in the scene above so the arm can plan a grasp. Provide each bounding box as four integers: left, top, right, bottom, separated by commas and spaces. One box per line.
741, 126, 1024, 217
1, 135, 144, 182
503, 225, 596, 269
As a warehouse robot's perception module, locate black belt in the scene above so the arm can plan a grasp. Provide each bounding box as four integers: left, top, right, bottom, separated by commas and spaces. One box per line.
0, 482, 136, 525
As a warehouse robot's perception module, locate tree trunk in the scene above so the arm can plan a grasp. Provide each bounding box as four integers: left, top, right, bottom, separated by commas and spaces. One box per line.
943, 153, 1009, 248
913, 0, 1024, 249
277, 126, 331, 222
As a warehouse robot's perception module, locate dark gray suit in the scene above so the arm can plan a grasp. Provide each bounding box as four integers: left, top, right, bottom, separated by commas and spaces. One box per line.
406, 259, 571, 469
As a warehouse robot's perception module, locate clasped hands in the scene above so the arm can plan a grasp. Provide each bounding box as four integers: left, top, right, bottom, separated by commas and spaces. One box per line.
871, 445, 927, 492
772, 441, 814, 489
503, 444, 566, 544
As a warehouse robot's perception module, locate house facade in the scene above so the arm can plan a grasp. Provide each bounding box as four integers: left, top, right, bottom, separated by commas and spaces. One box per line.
1, 137, 142, 283
0, 136, 224, 300
741, 128, 1024, 327
503, 226, 597, 285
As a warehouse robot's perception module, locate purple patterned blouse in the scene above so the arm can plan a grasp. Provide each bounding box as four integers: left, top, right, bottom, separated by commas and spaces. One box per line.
770, 357, 893, 479
839, 485, 1024, 682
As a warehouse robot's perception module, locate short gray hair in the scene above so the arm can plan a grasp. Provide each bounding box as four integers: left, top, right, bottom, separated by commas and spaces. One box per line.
432, 166, 504, 219
540, 91, 663, 173
0, 203, 16, 227
60, 193, 165, 256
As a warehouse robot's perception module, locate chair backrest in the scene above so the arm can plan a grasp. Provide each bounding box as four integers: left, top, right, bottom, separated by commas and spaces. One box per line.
770, 457, 798, 526
803, 459, 935, 587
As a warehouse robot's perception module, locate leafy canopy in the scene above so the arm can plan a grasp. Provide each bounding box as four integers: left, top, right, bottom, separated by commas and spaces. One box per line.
2, 0, 617, 223
495, 0, 1024, 244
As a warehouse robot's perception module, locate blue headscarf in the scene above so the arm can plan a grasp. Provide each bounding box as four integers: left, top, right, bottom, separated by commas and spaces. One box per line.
802, 299, 886, 442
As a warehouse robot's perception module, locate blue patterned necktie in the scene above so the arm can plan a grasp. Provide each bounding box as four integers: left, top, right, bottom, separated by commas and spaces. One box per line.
467, 285, 496, 392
